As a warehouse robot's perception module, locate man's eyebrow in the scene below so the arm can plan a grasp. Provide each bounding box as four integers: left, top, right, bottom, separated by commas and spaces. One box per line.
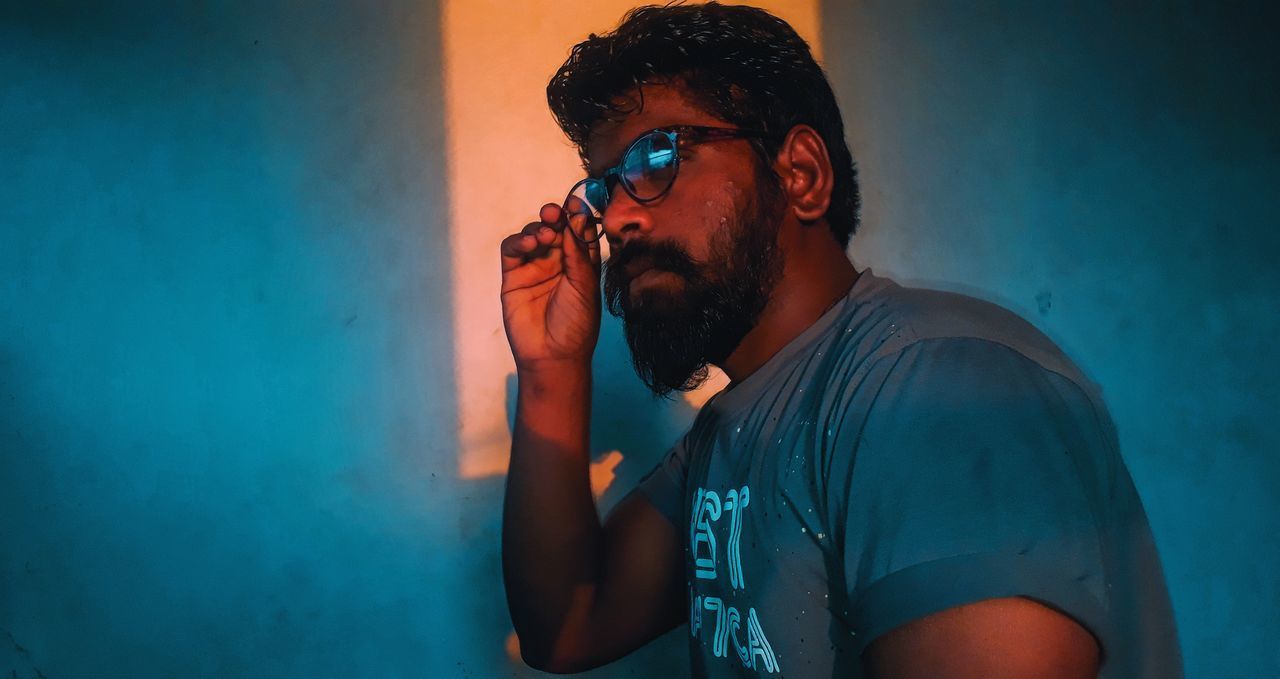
582, 153, 618, 180
582, 127, 666, 179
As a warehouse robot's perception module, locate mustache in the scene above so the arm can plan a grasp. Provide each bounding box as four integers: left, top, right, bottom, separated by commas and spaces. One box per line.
603, 239, 700, 282
602, 239, 704, 319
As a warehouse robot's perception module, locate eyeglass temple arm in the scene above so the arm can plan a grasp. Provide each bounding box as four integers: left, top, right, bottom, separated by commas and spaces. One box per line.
672, 126, 774, 142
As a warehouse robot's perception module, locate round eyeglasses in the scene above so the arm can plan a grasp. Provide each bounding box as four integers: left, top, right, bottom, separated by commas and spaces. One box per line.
560, 125, 774, 243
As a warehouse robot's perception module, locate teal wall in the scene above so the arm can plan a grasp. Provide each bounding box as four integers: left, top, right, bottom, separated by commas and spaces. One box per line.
823, 2, 1280, 676
2, 2, 1276, 678
0, 2, 471, 676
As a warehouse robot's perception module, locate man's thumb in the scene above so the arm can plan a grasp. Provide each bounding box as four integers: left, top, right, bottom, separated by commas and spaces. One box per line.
561, 214, 599, 277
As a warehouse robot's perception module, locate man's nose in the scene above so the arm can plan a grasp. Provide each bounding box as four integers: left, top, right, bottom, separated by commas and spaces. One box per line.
601, 188, 653, 248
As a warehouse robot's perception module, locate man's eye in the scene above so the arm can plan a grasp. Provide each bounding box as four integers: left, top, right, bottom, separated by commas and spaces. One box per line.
646, 148, 677, 169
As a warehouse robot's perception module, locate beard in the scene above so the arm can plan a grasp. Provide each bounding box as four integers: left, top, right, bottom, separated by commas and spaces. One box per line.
601, 173, 786, 398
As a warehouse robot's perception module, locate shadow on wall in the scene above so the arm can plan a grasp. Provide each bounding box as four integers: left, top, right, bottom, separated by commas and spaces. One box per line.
0, 352, 55, 679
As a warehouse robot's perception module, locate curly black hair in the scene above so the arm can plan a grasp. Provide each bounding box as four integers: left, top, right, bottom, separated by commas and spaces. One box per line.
547, 2, 861, 248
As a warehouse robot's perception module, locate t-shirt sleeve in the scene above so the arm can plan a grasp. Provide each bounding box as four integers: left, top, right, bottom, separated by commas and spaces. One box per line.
629, 434, 691, 530
839, 337, 1111, 654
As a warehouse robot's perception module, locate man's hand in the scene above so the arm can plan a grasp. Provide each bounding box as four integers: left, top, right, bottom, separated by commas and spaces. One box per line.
500, 203, 602, 370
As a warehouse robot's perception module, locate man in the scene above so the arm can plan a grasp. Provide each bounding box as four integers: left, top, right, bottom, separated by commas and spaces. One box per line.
499, 3, 1182, 677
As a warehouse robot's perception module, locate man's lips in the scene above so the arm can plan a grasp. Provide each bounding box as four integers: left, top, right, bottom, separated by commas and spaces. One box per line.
629, 269, 684, 299
624, 260, 654, 280
631, 269, 665, 286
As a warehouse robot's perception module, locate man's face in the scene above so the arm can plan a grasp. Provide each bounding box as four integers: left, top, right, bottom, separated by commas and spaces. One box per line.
586, 84, 787, 397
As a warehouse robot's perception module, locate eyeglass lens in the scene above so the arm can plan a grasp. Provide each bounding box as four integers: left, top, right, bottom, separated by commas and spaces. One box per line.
564, 131, 679, 242
621, 132, 678, 200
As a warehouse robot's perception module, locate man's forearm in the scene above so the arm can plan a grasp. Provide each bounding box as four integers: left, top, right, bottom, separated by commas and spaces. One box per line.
501, 361, 602, 663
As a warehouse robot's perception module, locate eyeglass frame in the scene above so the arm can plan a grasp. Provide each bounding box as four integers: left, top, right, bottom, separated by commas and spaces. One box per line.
560, 124, 777, 243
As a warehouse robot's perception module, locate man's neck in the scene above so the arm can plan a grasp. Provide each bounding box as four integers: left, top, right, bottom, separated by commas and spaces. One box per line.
717, 226, 859, 384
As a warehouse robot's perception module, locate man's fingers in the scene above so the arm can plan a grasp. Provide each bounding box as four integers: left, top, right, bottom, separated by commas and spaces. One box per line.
500, 231, 540, 271
519, 220, 560, 247
500, 201, 573, 273
570, 213, 602, 268
540, 203, 563, 226
519, 219, 557, 243
502, 217, 565, 272
585, 232, 602, 268
561, 213, 602, 277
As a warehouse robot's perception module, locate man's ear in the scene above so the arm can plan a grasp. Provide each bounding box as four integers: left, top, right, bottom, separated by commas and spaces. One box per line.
774, 124, 833, 223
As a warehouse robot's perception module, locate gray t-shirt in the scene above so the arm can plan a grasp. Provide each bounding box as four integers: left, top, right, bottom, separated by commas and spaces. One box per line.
632, 269, 1182, 678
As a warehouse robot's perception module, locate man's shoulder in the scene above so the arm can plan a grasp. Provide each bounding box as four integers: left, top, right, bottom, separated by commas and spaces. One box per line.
849, 274, 1089, 388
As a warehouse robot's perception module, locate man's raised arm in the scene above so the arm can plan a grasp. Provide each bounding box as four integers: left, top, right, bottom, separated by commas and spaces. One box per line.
499, 204, 685, 672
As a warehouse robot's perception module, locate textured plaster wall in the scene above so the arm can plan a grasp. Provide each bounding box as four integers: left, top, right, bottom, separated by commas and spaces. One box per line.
821, 2, 1280, 677
0, 3, 480, 676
